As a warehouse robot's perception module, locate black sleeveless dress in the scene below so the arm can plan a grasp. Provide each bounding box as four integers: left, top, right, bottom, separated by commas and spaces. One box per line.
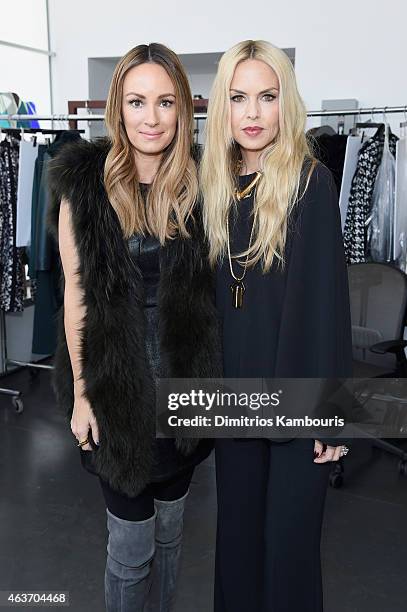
127, 184, 213, 482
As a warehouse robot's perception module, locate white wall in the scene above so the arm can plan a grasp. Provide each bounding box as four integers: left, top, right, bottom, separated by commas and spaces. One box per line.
48, 0, 407, 130
1, 46, 50, 115
0, 0, 48, 49
0, 0, 50, 115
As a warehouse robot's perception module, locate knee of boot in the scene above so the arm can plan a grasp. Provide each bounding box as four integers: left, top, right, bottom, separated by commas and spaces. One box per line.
106, 509, 156, 568
154, 490, 189, 547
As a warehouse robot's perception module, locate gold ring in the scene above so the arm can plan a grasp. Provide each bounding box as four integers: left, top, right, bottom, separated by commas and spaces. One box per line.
77, 438, 89, 447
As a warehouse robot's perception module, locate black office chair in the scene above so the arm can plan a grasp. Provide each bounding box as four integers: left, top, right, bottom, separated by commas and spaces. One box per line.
350, 262, 407, 377
330, 262, 407, 488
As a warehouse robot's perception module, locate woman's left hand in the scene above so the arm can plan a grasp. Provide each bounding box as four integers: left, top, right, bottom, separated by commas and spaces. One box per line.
313, 439, 342, 463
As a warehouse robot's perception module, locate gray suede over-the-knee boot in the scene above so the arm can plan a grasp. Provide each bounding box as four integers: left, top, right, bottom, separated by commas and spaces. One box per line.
105, 508, 157, 612
145, 489, 189, 612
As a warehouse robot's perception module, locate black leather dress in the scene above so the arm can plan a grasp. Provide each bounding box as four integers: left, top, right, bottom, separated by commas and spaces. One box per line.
126, 185, 213, 482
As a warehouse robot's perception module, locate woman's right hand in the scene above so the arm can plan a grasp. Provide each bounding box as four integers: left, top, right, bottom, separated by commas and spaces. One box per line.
71, 382, 99, 451
59, 200, 98, 452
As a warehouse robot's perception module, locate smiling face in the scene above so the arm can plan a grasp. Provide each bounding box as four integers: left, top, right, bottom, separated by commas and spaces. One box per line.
121, 62, 177, 156
230, 59, 280, 162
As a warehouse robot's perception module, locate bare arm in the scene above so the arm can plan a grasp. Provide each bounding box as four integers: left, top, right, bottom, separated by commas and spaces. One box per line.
59, 198, 99, 450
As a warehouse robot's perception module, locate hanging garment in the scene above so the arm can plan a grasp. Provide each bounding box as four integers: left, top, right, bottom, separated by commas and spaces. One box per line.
343, 126, 398, 264
16, 139, 38, 247
0, 136, 25, 312
31, 148, 62, 354
338, 135, 363, 230
0, 92, 18, 128
28, 144, 47, 279
394, 136, 407, 271
16, 101, 31, 129
35, 149, 54, 271
29, 131, 81, 354
15, 100, 40, 129
25, 102, 40, 129
312, 133, 348, 195
32, 132, 82, 275
368, 125, 396, 262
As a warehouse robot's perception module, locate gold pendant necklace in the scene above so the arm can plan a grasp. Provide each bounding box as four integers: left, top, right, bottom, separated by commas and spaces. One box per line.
233, 170, 262, 201
227, 171, 262, 308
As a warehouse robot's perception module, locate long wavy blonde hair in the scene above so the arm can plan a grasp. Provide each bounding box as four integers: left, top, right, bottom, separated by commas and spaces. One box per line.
200, 40, 315, 271
104, 43, 198, 242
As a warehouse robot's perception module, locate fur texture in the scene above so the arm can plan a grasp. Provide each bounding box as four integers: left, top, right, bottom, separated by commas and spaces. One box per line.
47, 137, 222, 497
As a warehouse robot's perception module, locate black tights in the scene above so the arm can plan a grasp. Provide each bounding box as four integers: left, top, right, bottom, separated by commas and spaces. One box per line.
99, 467, 195, 521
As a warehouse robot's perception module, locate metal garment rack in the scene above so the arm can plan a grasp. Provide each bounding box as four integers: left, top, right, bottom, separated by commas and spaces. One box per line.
1, 104, 407, 124
1, 104, 406, 411
0, 310, 52, 413
3, 104, 407, 144
0, 128, 65, 412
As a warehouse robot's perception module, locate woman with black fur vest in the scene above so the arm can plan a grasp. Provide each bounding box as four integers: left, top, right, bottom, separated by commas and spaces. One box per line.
47, 43, 221, 612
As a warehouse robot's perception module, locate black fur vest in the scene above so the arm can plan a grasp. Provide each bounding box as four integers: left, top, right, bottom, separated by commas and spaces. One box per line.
47, 137, 222, 497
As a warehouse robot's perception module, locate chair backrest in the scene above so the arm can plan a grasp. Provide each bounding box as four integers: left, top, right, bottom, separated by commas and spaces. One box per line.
348, 263, 407, 368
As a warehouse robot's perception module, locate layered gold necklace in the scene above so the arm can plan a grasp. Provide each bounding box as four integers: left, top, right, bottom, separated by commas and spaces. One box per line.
226, 171, 262, 308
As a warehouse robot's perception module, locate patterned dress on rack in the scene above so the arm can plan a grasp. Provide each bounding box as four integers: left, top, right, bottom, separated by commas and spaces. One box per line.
0, 136, 25, 312
343, 127, 398, 264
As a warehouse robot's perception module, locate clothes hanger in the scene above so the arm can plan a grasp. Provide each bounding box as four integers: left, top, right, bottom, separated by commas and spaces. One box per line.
0, 127, 22, 141
351, 108, 385, 142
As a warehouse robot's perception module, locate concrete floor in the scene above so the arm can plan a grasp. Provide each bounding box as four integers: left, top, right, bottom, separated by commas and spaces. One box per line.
1, 365, 407, 611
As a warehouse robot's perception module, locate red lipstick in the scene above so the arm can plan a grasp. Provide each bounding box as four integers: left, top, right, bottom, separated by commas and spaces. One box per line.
243, 126, 263, 137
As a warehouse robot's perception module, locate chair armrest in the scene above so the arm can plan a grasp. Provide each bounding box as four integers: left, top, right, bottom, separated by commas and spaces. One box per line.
370, 340, 407, 355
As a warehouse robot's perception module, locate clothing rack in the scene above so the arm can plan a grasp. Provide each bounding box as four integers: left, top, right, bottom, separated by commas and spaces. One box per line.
1, 104, 407, 123
0, 305, 53, 413
0, 313, 24, 412
1, 308, 54, 413
0, 128, 60, 412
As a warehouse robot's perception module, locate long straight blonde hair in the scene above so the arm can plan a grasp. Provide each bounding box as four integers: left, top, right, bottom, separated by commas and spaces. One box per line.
104, 43, 198, 242
200, 40, 315, 271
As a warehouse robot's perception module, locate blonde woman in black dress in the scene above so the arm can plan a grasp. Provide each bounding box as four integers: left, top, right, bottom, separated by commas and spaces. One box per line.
200, 40, 352, 612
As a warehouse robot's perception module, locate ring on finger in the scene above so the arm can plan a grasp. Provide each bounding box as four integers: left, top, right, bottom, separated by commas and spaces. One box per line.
339, 445, 349, 457
77, 438, 89, 447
